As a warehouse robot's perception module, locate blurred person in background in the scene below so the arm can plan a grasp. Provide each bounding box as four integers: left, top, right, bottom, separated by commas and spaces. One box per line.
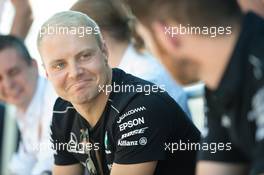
70, 0, 192, 118
0, 35, 57, 175
0, 0, 33, 39
124, 0, 264, 175
0, 103, 5, 173
0, 0, 32, 173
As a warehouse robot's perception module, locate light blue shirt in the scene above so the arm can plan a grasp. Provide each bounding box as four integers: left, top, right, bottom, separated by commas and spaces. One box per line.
119, 45, 191, 118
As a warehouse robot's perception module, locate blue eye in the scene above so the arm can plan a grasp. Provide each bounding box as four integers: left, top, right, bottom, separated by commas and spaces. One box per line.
54, 63, 65, 70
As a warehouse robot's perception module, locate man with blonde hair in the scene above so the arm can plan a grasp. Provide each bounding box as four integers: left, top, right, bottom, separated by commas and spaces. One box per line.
37, 11, 200, 175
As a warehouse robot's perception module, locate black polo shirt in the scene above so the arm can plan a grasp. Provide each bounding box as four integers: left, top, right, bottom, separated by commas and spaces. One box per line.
198, 12, 264, 175
51, 68, 200, 175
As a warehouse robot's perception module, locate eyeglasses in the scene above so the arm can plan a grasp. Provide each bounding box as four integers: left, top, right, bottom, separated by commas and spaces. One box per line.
80, 128, 98, 175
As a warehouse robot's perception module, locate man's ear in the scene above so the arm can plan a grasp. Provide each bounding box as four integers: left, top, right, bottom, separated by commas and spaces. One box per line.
101, 41, 109, 62
38, 61, 49, 78
31, 59, 38, 67
30, 58, 39, 72
152, 21, 182, 57
41, 63, 49, 78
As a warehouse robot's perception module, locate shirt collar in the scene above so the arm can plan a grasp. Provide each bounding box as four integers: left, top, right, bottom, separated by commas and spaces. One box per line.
16, 76, 46, 120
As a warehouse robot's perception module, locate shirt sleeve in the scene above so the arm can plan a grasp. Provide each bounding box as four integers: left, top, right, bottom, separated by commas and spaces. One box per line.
251, 140, 264, 175
50, 98, 79, 166
9, 141, 35, 175
197, 94, 249, 163
113, 93, 178, 164
250, 86, 264, 175
32, 84, 57, 174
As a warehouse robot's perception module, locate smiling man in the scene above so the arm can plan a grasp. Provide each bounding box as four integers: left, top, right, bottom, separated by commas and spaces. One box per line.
0, 35, 56, 175
37, 11, 200, 175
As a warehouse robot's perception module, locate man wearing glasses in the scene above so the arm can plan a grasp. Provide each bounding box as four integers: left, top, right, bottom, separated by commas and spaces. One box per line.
37, 11, 200, 175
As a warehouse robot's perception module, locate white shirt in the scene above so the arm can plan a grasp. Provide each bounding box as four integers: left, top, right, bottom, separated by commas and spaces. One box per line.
9, 76, 58, 175
0, 0, 13, 34
119, 45, 191, 117
0, 0, 6, 23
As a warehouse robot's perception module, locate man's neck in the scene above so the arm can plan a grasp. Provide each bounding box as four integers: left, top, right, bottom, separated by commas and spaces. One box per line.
73, 69, 112, 128
102, 32, 129, 67
198, 27, 241, 90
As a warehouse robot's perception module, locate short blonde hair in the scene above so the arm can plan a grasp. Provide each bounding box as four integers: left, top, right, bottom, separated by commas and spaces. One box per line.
37, 10, 103, 48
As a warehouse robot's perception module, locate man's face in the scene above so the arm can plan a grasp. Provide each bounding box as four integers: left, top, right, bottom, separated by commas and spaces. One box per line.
136, 22, 200, 85
39, 34, 110, 105
0, 48, 37, 108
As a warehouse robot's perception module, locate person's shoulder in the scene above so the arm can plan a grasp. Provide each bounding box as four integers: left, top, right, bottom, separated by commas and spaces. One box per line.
52, 97, 76, 128
108, 92, 193, 140
51, 97, 76, 139
53, 97, 74, 115
245, 12, 264, 27
245, 12, 264, 58
111, 91, 185, 121
240, 13, 264, 89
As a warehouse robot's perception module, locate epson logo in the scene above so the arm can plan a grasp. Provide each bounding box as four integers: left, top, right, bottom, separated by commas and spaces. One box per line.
117, 106, 146, 124
119, 117, 145, 131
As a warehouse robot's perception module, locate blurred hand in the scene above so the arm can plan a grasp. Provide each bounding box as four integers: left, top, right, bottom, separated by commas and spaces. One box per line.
10, 0, 31, 11
9, 0, 33, 39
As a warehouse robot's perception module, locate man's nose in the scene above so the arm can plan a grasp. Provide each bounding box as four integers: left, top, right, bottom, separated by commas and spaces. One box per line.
2, 77, 14, 89
68, 61, 84, 79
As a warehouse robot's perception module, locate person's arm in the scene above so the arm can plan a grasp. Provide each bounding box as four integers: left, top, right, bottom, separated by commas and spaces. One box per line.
53, 164, 83, 175
10, 0, 33, 39
110, 162, 157, 175
50, 98, 83, 175
31, 86, 58, 175
196, 161, 249, 175
197, 90, 250, 175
